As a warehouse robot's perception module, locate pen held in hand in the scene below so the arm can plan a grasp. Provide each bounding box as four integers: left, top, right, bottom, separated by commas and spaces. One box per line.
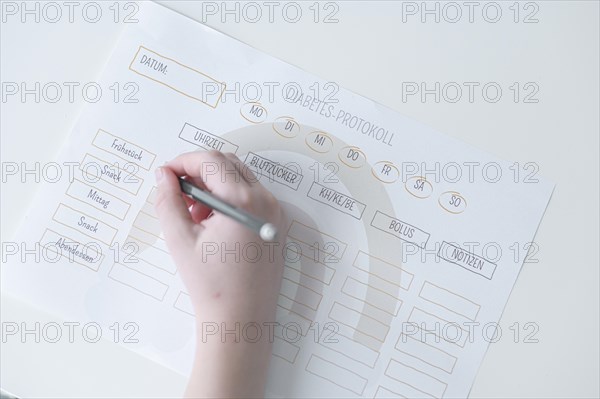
178, 177, 278, 242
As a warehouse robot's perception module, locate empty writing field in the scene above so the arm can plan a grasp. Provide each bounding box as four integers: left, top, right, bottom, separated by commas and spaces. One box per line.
280, 277, 322, 310
287, 220, 347, 260
353, 250, 413, 291
146, 187, 158, 205
350, 301, 399, 327
126, 236, 176, 275
396, 334, 457, 374
278, 294, 316, 322
108, 262, 168, 301
409, 308, 468, 347
286, 238, 339, 266
276, 305, 312, 335
283, 265, 324, 293
318, 328, 380, 368
129, 225, 169, 253
120, 253, 174, 284
141, 201, 158, 218
351, 267, 406, 299
134, 210, 162, 237
285, 244, 335, 285
272, 335, 300, 364
374, 386, 406, 398
419, 282, 480, 321
334, 319, 386, 353
173, 292, 194, 316
342, 276, 402, 316
385, 359, 447, 398
305, 355, 367, 395
329, 302, 389, 342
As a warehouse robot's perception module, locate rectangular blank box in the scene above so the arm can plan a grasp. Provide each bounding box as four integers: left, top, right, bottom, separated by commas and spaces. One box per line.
146, 187, 158, 205
396, 334, 457, 374
284, 245, 335, 285
336, 321, 382, 353
272, 336, 300, 363
419, 282, 480, 321
174, 292, 194, 316
329, 302, 389, 342
352, 267, 406, 298
283, 265, 324, 293
129, 226, 169, 253
305, 355, 367, 395
109, 262, 168, 301
133, 211, 162, 237
409, 308, 468, 347
141, 201, 158, 219
385, 359, 447, 398
276, 305, 312, 335
286, 239, 336, 266
137, 244, 175, 274
318, 330, 379, 368
380, 379, 434, 399
353, 250, 413, 291
374, 386, 405, 398
278, 294, 316, 322
280, 278, 322, 310
342, 276, 402, 316
121, 255, 173, 285
126, 236, 176, 275
287, 220, 347, 259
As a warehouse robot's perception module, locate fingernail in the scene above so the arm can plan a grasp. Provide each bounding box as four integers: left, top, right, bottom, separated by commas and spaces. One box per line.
155, 167, 164, 183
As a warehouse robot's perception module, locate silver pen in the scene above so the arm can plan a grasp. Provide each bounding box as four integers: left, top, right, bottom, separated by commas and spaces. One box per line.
178, 177, 277, 241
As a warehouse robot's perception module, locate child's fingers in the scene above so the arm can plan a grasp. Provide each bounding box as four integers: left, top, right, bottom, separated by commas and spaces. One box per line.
154, 166, 196, 248
182, 195, 194, 208
223, 152, 260, 187
190, 201, 213, 224
181, 176, 213, 223
167, 151, 240, 195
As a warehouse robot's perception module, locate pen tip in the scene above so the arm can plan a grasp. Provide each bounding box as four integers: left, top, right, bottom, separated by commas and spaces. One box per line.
259, 223, 277, 242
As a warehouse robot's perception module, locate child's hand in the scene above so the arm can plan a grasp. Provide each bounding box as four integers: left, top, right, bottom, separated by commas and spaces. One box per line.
154, 150, 286, 398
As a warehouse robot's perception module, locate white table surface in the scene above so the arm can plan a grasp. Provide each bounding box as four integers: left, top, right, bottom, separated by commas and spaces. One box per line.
1, 1, 598, 397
